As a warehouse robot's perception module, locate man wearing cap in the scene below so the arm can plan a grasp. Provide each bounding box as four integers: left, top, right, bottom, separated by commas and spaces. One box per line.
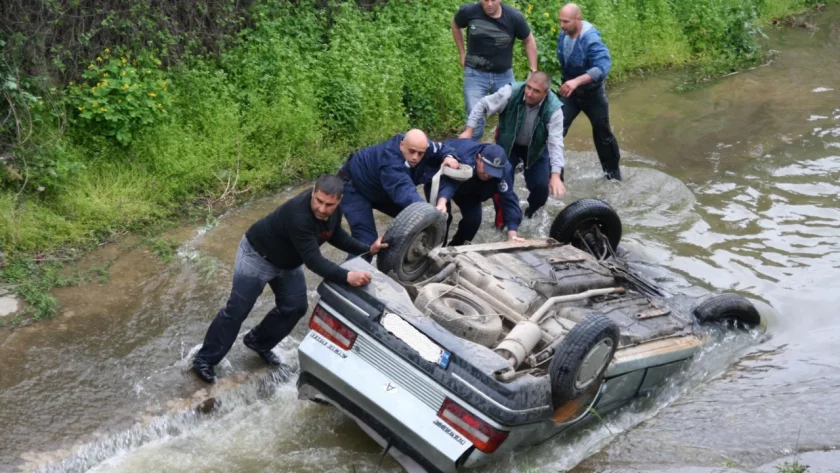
429, 139, 524, 246
459, 71, 565, 220
338, 129, 459, 251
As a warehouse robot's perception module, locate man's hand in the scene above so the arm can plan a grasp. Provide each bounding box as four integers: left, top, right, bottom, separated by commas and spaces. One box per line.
549, 173, 567, 198
347, 270, 372, 287
459, 127, 474, 139
558, 78, 579, 97
442, 156, 459, 169
435, 198, 449, 216
460, 54, 466, 69
369, 235, 388, 255
507, 230, 525, 243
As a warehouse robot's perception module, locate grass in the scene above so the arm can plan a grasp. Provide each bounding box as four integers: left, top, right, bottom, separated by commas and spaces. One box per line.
775, 460, 809, 473
0, 255, 112, 326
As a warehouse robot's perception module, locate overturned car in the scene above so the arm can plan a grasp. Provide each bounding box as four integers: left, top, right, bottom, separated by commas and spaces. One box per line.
296, 199, 761, 473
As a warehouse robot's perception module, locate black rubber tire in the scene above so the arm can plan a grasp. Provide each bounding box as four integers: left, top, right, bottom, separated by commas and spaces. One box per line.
693, 294, 761, 328
377, 202, 447, 282
548, 313, 619, 408
549, 199, 622, 254
414, 283, 502, 347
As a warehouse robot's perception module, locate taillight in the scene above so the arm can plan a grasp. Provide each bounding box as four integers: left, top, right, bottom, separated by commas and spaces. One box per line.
309, 304, 358, 350
437, 398, 508, 453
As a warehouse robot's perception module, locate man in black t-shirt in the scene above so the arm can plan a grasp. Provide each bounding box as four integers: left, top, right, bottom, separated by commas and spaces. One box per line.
452, 0, 538, 140
191, 175, 387, 383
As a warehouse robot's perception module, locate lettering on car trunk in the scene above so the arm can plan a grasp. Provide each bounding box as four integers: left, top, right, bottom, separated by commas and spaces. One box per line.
309, 332, 348, 359
433, 419, 467, 446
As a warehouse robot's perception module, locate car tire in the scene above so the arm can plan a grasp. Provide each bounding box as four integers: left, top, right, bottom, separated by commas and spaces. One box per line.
548, 313, 619, 408
414, 283, 503, 348
549, 199, 622, 256
693, 293, 761, 328
377, 202, 447, 282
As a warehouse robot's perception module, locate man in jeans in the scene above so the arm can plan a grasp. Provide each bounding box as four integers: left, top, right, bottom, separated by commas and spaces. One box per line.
556, 3, 622, 180
192, 175, 387, 383
452, 0, 538, 140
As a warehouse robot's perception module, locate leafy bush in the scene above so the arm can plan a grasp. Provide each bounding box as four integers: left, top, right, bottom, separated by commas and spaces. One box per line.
67, 50, 172, 144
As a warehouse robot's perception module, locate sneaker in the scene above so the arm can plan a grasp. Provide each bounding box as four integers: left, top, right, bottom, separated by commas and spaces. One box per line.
243, 333, 283, 367
192, 360, 217, 383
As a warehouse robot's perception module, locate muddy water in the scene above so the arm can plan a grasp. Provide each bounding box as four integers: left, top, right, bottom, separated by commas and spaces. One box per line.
3, 7, 840, 473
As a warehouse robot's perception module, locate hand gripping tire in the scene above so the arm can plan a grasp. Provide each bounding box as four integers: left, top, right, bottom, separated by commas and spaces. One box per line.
550, 199, 622, 257
693, 293, 761, 328
377, 202, 447, 282
414, 283, 502, 347
548, 314, 619, 408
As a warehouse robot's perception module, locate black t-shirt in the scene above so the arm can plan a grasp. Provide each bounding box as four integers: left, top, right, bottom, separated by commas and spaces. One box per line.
454, 3, 531, 72
245, 188, 369, 284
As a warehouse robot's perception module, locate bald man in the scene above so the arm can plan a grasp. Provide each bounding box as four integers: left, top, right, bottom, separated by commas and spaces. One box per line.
556, 3, 621, 180
338, 130, 459, 250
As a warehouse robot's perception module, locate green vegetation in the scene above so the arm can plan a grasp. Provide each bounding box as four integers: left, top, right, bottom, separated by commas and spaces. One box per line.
775, 460, 809, 473
0, 0, 836, 322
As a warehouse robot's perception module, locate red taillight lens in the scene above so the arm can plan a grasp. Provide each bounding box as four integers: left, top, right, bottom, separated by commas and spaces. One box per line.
437, 398, 508, 453
308, 304, 358, 350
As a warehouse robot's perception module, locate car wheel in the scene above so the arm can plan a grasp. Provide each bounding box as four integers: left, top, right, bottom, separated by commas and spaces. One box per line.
549, 199, 622, 258
377, 202, 447, 282
414, 283, 502, 347
548, 314, 619, 408
693, 293, 761, 328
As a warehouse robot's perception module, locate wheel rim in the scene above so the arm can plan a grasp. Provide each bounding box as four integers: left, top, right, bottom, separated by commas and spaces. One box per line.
441, 295, 489, 322
573, 219, 611, 259
575, 338, 614, 390
401, 228, 436, 279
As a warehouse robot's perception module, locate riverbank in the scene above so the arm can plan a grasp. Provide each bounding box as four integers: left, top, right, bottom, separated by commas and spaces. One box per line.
1, 0, 837, 324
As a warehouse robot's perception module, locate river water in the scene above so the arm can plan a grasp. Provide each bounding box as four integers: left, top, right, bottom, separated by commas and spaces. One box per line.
2, 7, 839, 473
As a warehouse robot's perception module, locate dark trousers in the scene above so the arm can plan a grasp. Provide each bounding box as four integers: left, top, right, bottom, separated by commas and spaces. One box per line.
560, 84, 621, 177
447, 196, 483, 246
339, 181, 402, 248
195, 236, 308, 367
508, 144, 551, 215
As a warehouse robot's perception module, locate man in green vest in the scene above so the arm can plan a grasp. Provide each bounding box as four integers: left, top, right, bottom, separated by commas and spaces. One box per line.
459, 71, 565, 219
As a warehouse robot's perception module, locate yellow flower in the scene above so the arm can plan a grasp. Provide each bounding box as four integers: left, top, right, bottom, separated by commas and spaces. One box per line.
100, 107, 107, 112
103, 72, 109, 78
88, 64, 95, 70
121, 70, 126, 77
528, 4, 533, 11
78, 106, 84, 111
121, 83, 130, 90
544, 12, 549, 18
147, 92, 157, 97
118, 99, 122, 103
69, 81, 75, 86
156, 103, 163, 109
96, 56, 103, 63
105, 48, 110, 54
92, 103, 99, 108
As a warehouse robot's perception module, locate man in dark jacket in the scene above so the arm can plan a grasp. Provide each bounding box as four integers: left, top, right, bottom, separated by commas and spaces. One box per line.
429, 139, 524, 246
339, 129, 458, 249
460, 71, 565, 219
556, 3, 622, 180
192, 175, 387, 383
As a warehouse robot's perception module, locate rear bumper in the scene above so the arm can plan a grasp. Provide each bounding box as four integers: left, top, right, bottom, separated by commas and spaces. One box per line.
297, 328, 475, 473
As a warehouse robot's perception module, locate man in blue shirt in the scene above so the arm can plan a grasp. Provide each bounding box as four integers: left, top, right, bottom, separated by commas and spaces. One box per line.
556, 3, 622, 181
339, 129, 458, 250
429, 139, 524, 246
